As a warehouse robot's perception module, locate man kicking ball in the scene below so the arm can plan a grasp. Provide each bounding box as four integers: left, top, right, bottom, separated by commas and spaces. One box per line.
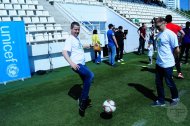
62, 22, 94, 117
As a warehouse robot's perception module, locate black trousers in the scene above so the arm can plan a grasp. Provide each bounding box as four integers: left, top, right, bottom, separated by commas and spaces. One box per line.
180, 43, 190, 63
138, 38, 145, 54
155, 65, 178, 103
116, 43, 124, 60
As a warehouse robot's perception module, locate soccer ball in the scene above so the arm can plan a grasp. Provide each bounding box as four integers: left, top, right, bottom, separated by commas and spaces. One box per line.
103, 100, 116, 113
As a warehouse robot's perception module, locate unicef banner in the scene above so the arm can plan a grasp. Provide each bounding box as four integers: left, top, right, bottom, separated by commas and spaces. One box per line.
0, 21, 31, 84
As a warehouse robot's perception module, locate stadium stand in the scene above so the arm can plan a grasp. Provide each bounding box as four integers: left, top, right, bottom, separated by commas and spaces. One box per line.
104, 0, 187, 27
1, 0, 189, 72
0, 0, 69, 44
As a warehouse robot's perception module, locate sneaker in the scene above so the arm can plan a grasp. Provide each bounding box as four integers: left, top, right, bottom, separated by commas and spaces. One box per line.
148, 63, 152, 65
151, 100, 166, 107
120, 59, 124, 62
79, 107, 85, 117
170, 98, 180, 106
178, 73, 184, 79
96, 62, 100, 64
117, 60, 121, 63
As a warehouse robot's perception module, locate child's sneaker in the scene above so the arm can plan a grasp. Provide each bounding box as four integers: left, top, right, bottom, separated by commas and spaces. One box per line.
151, 100, 166, 107
178, 73, 184, 79
120, 59, 124, 61
117, 60, 121, 63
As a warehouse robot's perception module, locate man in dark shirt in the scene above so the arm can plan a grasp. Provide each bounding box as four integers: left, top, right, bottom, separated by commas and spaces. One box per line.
138, 23, 146, 55
115, 26, 125, 62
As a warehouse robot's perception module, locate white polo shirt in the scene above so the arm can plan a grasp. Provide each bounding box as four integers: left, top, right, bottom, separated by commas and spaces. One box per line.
156, 29, 179, 68
63, 35, 85, 65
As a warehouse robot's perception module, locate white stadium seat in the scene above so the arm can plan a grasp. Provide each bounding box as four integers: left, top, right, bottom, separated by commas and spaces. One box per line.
62, 32, 69, 39
22, 5, 29, 10
28, 5, 36, 10
13, 4, 21, 9
35, 33, 45, 42
32, 0, 39, 5
36, 11, 43, 16
32, 17, 40, 23
37, 5, 44, 10
2, 17, 11, 21
40, 17, 48, 23
54, 32, 62, 40
44, 33, 53, 41
54, 24, 62, 31
0, 4, 5, 9
18, 0, 25, 4
42, 11, 50, 16
2, 0, 10, 3
26, 34, 34, 43
9, 10, 17, 16
46, 24, 54, 31
11, 0, 18, 4
4, 4, 13, 9
23, 17, 32, 24
26, 0, 33, 4
47, 17, 55, 23
28, 25, 36, 32
0, 10, 7, 16
26, 10, 34, 16
13, 17, 22, 21
36, 24, 45, 31
18, 10, 26, 16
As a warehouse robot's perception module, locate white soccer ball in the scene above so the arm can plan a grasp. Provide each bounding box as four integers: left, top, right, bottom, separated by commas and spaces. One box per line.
103, 100, 116, 113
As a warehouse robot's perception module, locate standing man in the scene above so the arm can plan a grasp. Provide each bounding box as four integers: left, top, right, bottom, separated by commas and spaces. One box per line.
138, 23, 146, 55
62, 22, 94, 117
152, 17, 180, 107
115, 26, 125, 62
107, 24, 119, 66
165, 15, 185, 79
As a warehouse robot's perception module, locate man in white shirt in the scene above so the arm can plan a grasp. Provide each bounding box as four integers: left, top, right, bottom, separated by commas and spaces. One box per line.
62, 22, 94, 117
152, 17, 180, 107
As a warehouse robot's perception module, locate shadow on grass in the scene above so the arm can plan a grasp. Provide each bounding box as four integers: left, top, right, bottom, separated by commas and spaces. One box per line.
141, 67, 156, 73
128, 83, 171, 102
68, 84, 82, 100
102, 60, 111, 66
128, 83, 157, 101
139, 61, 149, 64
133, 51, 140, 55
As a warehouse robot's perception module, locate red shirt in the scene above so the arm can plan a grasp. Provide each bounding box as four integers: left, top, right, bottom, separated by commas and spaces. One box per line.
138, 27, 146, 38
166, 23, 181, 35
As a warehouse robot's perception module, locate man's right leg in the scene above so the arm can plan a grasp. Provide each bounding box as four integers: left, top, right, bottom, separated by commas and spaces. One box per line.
108, 46, 112, 65
185, 44, 190, 63
142, 39, 145, 54
152, 65, 165, 106
74, 64, 94, 117
138, 38, 142, 54
111, 46, 116, 65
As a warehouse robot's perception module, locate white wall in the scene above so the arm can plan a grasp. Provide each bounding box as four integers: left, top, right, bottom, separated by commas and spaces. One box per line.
29, 3, 140, 72
62, 4, 107, 22
62, 4, 139, 52
106, 7, 139, 53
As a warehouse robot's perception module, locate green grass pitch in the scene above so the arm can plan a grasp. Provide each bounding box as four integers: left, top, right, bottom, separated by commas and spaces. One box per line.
0, 53, 189, 126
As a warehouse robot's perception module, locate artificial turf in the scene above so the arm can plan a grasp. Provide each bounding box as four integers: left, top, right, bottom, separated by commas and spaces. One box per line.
0, 53, 189, 126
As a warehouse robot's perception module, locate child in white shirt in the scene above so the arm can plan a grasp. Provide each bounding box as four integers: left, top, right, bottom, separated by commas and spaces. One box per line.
148, 41, 154, 65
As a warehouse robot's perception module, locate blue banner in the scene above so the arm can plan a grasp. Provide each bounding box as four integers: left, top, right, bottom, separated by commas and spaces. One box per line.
0, 21, 31, 84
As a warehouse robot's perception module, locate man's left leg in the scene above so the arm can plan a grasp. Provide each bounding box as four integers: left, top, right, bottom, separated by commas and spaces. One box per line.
164, 67, 179, 105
